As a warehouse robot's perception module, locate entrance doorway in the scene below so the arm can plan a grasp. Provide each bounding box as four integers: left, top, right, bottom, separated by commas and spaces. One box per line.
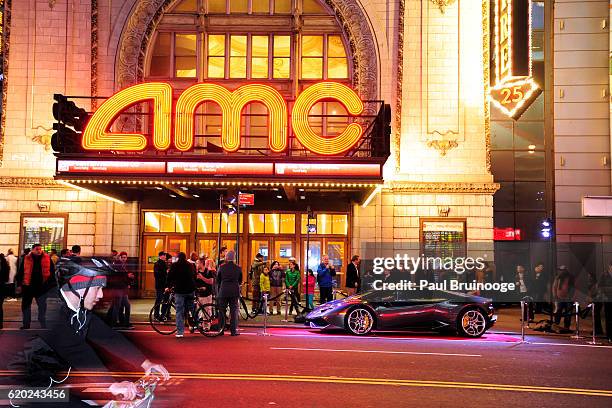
142, 235, 190, 296
303, 238, 346, 286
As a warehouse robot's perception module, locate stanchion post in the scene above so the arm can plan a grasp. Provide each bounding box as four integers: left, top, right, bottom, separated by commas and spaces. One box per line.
587, 303, 601, 345
520, 300, 526, 343
259, 293, 270, 336
570, 301, 584, 340
281, 289, 289, 323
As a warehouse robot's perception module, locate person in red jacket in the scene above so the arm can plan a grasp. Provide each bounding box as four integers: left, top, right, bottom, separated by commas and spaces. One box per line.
20, 244, 56, 329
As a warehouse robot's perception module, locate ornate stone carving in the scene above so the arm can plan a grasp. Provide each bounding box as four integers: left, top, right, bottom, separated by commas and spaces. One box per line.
426, 139, 459, 156
388, 181, 500, 194
394, 0, 405, 173
0, 0, 11, 164
31, 125, 53, 151
482, 0, 492, 174
430, 0, 457, 13
115, 0, 378, 103
91, 0, 98, 109
116, 0, 166, 90
0, 177, 61, 188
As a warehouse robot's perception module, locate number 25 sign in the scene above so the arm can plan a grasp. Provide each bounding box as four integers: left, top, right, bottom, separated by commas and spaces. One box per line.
489, 77, 541, 120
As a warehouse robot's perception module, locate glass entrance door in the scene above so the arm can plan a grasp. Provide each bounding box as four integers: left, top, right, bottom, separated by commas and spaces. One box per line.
326, 240, 346, 287
303, 239, 322, 274
143, 236, 166, 296
167, 236, 189, 260
273, 240, 294, 269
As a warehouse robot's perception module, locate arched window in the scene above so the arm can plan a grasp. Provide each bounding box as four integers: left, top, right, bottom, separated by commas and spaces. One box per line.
144, 0, 353, 155
146, 0, 350, 86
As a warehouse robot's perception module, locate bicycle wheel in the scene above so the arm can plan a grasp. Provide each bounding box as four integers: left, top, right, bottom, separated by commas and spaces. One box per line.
197, 303, 225, 337
239, 298, 250, 320
149, 302, 177, 335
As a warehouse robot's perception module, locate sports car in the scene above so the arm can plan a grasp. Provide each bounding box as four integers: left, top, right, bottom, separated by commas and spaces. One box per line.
305, 289, 497, 337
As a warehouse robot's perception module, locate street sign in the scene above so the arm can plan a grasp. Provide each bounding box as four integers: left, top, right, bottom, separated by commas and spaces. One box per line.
238, 192, 255, 206
307, 224, 316, 233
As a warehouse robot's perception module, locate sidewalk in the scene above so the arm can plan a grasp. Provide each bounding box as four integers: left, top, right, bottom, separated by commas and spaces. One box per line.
2, 297, 606, 341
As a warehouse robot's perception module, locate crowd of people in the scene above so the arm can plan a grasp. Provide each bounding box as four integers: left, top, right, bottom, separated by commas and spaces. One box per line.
0, 244, 137, 331
149, 247, 363, 337
3, 244, 609, 342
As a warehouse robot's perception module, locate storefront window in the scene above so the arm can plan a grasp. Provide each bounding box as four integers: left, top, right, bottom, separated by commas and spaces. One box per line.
230, 0, 248, 13
207, 34, 226, 78
197, 212, 213, 233
21, 216, 66, 253
273, 35, 291, 79
248, 214, 265, 233
174, 0, 197, 12
301, 36, 323, 79
208, 0, 226, 13
148, 2, 349, 82
252, 35, 269, 78
327, 35, 348, 78
144, 212, 191, 233
331, 214, 348, 235
149, 33, 171, 77
230, 35, 247, 78
175, 34, 197, 77
252, 0, 270, 13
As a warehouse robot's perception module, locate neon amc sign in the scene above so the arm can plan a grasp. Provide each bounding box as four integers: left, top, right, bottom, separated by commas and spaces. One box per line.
82, 81, 364, 156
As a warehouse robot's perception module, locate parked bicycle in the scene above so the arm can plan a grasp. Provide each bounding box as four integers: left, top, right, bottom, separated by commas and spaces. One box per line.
149, 291, 225, 337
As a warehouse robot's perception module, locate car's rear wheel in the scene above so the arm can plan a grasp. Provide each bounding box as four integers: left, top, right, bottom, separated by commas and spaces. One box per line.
457, 308, 487, 337
345, 307, 374, 335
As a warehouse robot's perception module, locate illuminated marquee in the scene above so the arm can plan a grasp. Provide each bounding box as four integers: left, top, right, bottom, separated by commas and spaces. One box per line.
490, 0, 541, 119
83, 82, 364, 156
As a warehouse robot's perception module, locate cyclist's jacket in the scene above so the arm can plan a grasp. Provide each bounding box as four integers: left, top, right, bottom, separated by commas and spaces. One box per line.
10, 303, 147, 385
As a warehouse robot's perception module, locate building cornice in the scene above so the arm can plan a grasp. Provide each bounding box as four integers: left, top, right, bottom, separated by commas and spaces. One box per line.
386, 181, 500, 194
0, 176, 62, 188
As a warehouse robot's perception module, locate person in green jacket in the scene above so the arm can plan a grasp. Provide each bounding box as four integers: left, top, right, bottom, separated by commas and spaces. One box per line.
285, 259, 301, 315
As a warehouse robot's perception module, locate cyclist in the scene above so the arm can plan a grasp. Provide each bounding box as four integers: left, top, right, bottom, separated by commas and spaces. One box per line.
166, 252, 197, 338
9, 257, 170, 405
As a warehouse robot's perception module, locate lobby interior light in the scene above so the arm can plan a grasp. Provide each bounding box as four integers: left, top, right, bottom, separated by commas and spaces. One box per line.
57, 180, 125, 204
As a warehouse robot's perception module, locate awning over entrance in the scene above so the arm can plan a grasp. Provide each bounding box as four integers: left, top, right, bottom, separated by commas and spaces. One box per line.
56, 179, 378, 211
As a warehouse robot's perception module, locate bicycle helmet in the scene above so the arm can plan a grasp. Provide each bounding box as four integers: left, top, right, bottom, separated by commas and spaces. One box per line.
55, 258, 111, 333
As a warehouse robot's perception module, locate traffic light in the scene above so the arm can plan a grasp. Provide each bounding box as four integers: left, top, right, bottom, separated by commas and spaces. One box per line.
540, 218, 553, 239
51, 94, 89, 153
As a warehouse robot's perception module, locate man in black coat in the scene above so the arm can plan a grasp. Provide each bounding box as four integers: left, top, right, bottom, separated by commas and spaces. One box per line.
153, 252, 168, 320
346, 255, 360, 295
216, 250, 242, 336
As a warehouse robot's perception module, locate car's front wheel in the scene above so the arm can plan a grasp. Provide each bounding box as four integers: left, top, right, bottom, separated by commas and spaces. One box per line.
457, 308, 487, 338
345, 307, 375, 335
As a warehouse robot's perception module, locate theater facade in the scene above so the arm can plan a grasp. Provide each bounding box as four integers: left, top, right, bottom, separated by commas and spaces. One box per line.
0, 0, 608, 296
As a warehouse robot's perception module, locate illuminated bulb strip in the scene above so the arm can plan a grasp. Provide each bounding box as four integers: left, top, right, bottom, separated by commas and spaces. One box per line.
57, 180, 125, 204
67, 179, 381, 188
83, 82, 172, 151
292, 82, 364, 156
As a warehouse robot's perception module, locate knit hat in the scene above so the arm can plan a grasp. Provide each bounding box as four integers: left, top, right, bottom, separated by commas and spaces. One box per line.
63, 274, 106, 291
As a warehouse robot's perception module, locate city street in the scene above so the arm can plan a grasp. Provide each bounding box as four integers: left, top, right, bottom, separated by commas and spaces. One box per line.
1, 309, 611, 408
